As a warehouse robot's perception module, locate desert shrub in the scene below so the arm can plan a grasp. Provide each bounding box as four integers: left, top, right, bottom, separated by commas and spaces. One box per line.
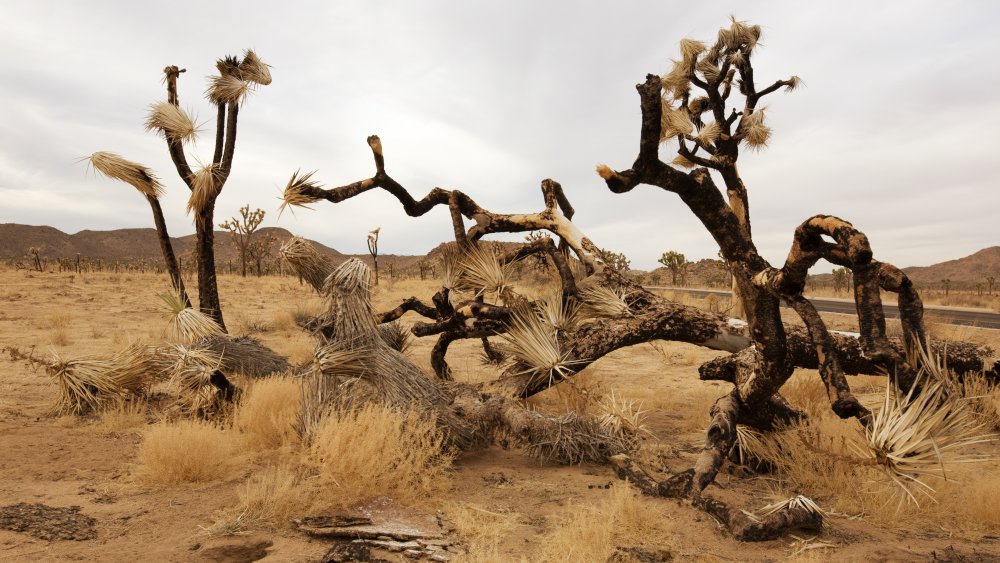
134, 419, 241, 485
235, 374, 302, 450
305, 402, 452, 507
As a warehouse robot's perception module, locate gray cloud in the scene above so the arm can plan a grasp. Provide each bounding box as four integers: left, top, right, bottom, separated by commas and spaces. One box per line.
1, 0, 998, 271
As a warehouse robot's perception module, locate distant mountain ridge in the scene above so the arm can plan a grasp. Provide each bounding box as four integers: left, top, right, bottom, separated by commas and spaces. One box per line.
2, 224, 998, 287
0, 223, 346, 263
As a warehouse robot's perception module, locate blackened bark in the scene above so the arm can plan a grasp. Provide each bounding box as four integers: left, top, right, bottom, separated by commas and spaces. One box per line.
146, 195, 190, 307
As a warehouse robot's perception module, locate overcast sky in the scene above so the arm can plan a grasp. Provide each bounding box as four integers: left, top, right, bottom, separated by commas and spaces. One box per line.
1, 1, 997, 270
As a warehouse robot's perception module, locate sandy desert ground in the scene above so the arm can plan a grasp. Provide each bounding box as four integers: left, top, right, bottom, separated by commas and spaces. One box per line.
1, 268, 999, 562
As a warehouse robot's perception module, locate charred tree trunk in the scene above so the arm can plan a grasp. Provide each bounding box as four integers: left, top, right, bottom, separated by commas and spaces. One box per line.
146, 194, 190, 307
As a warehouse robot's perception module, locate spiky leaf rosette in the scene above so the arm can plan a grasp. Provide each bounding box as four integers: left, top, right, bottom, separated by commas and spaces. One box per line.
457, 244, 517, 300
207, 74, 249, 105
596, 391, 651, 443
279, 169, 323, 213
279, 236, 332, 292
46, 352, 121, 414
739, 108, 771, 150
187, 163, 221, 215
499, 305, 585, 389
756, 495, 826, 519
159, 289, 224, 342
144, 101, 198, 144
580, 284, 633, 318
154, 343, 223, 412
534, 292, 582, 334
87, 151, 164, 199
377, 321, 413, 354
854, 348, 996, 504
238, 49, 271, 85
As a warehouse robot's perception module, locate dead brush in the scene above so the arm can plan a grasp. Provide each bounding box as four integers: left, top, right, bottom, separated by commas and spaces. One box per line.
45, 343, 155, 415
280, 236, 332, 292
376, 320, 413, 354
522, 409, 641, 464
144, 101, 198, 144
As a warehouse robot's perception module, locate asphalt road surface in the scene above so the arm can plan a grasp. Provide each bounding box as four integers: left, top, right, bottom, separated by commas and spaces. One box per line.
647, 287, 1000, 330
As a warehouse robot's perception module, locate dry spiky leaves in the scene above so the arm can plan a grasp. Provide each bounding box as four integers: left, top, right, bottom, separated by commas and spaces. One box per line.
856, 365, 996, 504
279, 236, 332, 291
499, 306, 583, 389
88, 152, 164, 199
580, 284, 633, 318
159, 290, 224, 342
187, 163, 221, 215
457, 244, 516, 299
238, 49, 272, 86
279, 169, 324, 213
144, 102, 198, 144
207, 74, 249, 105
740, 108, 771, 150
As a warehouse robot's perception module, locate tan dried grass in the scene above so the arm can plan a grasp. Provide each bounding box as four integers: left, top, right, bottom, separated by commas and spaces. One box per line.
207, 465, 309, 535
534, 483, 675, 563
235, 374, 302, 451
304, 402, 452, 508
134, 419, 242, 485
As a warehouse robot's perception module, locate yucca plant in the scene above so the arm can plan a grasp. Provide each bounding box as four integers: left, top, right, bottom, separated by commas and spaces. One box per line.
499, 306, 585, 389
534, 292, 582, 334
159, 289, 224, 343
86, 152, 189, 305
279, 169, 324, 213
279, 237, 332, 292
853, 347, 996, 504
457, 244, 517, 301
46, 352, 121, 414
579, 284, 633, 318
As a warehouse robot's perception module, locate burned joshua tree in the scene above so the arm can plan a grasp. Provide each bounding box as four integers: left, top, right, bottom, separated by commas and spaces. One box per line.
278, 19, 998, 541
88, 50, 272, 331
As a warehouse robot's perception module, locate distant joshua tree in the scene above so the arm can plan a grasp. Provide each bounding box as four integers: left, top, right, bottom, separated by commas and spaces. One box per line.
367, 227, 381, 285
987, 276, 996, 296
219, 205, 267, 278
88, 50, 272, 331
658, 250, 687, 286
597, 247, 631, 272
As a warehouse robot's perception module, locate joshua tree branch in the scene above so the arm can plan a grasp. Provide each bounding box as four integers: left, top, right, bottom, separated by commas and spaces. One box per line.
162, 66, 194, 188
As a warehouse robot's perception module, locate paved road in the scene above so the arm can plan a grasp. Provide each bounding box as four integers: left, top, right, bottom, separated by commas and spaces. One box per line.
647, 287, 1000, 330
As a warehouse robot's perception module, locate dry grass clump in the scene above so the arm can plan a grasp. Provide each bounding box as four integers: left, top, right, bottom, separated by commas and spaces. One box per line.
235, 374, 302, 451
304, 403, 452, 508
87, 151, 164, 198
534, 483, 674, 563
207, 465, 310, 535
134, 419, 242, 485
959, 371, 1000, 430
94, 398, 149, 435
447, 502, 523, 555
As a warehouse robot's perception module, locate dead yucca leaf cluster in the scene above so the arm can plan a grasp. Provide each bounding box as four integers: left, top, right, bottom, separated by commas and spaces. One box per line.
144, 101, 198, 145
46, 343, 154, 415
87, 151, 163, 199
187, 162, 222, 215
280, 236, 331, 291
206, 50, 271, 105
322, 258, 378, 341
151, 343, 224, 413
596, 391, 651, 441
457, 243, 517, 300
159, 289, 224, 342
279, 169, 324, 213
579, 283, 633, 318
499, 305, 584, 389
855, 353, 996, 504
522, 409, 639, 465
534, 292, 582, 334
